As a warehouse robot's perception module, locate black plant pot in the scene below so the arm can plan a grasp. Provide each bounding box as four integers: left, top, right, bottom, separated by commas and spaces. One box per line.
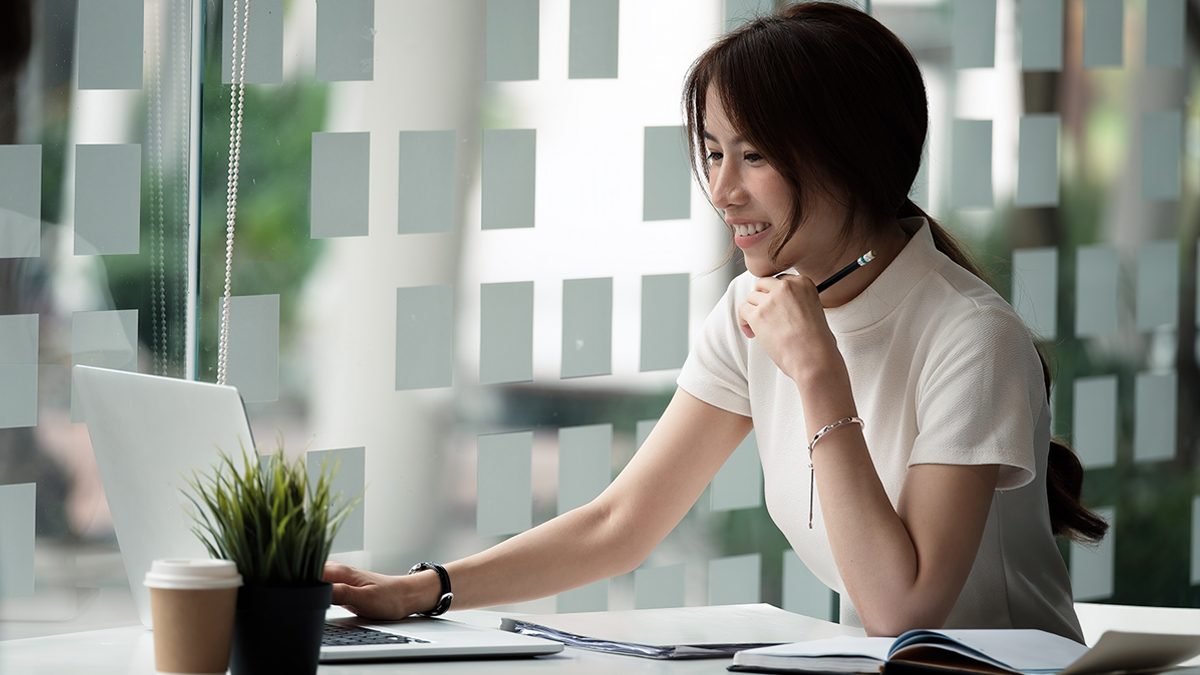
230, 582, 332, 675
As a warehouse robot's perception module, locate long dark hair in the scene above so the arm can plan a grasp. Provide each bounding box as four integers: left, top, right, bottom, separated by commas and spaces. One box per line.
683, 3, 1106, 543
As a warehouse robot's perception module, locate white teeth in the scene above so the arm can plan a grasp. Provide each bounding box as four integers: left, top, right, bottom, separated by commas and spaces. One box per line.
734, 223, 767, 237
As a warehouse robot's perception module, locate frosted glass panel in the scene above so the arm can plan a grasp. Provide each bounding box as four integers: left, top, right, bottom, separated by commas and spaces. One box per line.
1071, 507, 1114, 600
482, 129, 536, 230
951, 120, 992, 208
640, 273, 688, 372
1011, 247, 1057, 340
221, 0, 284, 84
307, 447, 366, 553
1192, 497, 1200, 585
711, 430, 761, 511
71, 310, 138, 422
1020, 0, 1063, 71
1145, 0, 1184, 69
487, 0, 540, 81
569, 0, 619, 79
1072, 375, 1117, 469
1075, 245, 1118, 337
1016, 115, 1058, 207
952, 0, 996, 69
1136, 241, 1178, 331
398, 131, 456, 235
0, 314, 39, 430
395, 285, 454, 390
557, 580, 608, 613
74, 144, 141, 256
480, 281, 535, 385
226, 294, 280, 403
709, 553, 760, 606
1083, 0, 1123, 69
726, 0, 772, 32
316, 0, 375, 82
561, 277, 612, 379
1142, 111, 1182, 201
1134, 371, 1176, 463
311, 132, 370, 238
77, 0, 143, 90
476, 431, 533, 537
783, 549, 834, 620
0, 145, 41, 259
634, 563, 684, 609
643, 126, 691, 221
557, 424, 612, 515
0, 483, 36, 598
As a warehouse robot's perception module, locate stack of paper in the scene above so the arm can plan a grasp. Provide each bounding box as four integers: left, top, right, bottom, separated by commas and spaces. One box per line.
501, 603, 863, 659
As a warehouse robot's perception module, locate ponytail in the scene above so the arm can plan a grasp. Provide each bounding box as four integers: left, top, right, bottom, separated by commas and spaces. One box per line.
897, 198, 1109, 544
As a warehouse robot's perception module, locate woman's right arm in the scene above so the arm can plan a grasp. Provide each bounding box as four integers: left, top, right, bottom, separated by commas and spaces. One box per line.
324, 387, 753, 619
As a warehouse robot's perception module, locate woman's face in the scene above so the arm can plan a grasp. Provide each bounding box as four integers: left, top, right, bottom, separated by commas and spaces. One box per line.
703, 92, 848, 279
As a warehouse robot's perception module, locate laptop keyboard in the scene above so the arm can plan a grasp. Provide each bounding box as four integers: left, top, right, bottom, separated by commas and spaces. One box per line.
323, 623, 430, 647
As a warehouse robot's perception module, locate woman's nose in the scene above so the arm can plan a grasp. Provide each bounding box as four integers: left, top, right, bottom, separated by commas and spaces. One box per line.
710, 164, 745, 210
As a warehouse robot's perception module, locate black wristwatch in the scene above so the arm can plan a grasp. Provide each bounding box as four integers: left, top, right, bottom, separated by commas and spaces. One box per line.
407, 562, 453, 617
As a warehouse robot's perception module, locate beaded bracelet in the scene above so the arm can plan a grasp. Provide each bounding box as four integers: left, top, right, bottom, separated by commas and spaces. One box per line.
806, 416, 864, 529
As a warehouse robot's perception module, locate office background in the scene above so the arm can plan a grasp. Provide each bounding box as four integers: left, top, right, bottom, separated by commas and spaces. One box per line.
0, 0, 1196, 637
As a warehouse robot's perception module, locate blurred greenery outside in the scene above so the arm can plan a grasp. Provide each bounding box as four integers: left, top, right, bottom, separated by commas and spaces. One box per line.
59, 2, 1200, 610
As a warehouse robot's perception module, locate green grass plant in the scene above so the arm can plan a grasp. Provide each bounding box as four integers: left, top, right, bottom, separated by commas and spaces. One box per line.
184, 442, 360, 587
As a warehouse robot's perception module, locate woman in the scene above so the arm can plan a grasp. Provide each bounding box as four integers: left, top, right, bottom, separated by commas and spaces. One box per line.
324, 3, 1105, 639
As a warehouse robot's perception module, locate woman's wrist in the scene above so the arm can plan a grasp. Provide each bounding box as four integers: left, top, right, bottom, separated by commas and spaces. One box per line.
401, 569, 444, 616
791, 359, 851, 401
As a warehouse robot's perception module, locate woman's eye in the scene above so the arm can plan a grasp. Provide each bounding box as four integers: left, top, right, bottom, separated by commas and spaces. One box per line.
706, 150, 723, 164
745, 152, 764, 163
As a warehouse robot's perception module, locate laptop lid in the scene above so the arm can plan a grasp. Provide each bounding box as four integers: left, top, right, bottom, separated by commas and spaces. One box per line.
73, 365, 255, 629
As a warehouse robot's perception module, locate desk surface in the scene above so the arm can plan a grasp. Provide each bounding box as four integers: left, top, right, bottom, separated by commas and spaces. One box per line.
0, 612, 737, 674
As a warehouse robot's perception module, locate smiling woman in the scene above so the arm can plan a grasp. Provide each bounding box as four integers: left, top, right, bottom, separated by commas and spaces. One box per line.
677, 3, 1106, 637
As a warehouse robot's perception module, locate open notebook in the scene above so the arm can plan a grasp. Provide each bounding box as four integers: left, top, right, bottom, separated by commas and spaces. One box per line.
728, 628, 1200, 674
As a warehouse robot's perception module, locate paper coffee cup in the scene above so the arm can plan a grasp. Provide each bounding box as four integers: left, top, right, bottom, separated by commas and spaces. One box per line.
144, 559, 243, 675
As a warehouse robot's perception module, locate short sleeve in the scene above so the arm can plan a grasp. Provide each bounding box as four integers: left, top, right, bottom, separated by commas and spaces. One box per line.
910, 305, 1044, 490
677, 276, 752, 417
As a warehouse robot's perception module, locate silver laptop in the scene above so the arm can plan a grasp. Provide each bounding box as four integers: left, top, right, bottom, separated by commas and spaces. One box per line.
73, 365, 562, 661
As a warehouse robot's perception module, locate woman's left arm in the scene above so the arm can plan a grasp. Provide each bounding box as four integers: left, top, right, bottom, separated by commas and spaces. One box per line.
739, 274, 999, 637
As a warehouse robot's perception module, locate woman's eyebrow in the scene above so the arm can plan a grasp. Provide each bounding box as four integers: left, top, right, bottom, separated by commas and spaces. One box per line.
702, 131, 744, 144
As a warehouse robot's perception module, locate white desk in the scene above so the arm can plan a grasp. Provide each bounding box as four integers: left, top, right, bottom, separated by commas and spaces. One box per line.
0, 612, 738, 674
0, 580, 739, 673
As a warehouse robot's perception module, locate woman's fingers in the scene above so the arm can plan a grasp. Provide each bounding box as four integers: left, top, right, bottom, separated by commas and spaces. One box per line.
737, 300, 757, 338
323, 561, 358, 583
738, 285, 775, 337
323, 562, 403, 618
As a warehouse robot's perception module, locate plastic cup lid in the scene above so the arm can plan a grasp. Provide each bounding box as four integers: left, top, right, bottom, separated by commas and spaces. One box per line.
144, 559, 244, 590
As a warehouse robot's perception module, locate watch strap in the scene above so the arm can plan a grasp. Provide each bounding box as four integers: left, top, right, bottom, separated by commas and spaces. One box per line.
407, 561, 453, 617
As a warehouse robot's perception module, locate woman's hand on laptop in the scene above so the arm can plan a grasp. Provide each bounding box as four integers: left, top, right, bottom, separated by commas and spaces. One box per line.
324, 562, 423, 620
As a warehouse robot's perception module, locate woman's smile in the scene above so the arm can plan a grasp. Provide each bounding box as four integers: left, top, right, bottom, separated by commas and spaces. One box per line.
731, 221, 773, 248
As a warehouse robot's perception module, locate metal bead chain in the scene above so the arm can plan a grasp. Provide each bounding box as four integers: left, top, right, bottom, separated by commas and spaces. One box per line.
217, 0, 250, 386
151, 0, 166, 376
172, 0, 189, 377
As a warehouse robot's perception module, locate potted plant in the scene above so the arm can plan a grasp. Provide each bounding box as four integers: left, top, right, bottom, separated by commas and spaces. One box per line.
184, 443, 359, 675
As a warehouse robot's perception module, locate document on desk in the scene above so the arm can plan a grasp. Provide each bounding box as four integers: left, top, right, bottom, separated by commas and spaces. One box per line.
499, 603, 864, 659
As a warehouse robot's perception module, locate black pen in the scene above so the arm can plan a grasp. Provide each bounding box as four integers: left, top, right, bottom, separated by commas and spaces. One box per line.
773, 251, 877, 290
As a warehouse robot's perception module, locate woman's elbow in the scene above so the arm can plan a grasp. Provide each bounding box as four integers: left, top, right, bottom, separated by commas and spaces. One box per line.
855, 594, 955, 637
860, 613, 945, 638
